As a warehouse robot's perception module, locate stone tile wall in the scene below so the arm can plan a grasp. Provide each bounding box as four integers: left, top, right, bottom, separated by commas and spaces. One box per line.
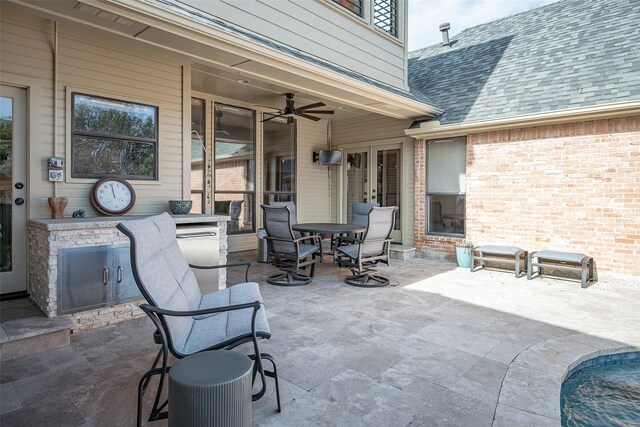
414, 114, 640, 280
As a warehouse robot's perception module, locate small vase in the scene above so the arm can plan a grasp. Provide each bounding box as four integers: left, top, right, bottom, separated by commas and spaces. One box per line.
48, 197, 68, 219
455, 246, 473, 268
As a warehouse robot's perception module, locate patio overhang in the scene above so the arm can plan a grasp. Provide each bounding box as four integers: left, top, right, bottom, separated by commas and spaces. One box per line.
404, 100, 640, 139
11, 0, 440, 120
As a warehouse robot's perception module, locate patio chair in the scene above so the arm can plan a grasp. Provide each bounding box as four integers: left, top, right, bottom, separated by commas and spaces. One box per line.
334, 206, 398, 287
261, 204, 322, 286
228, 200, 244, 231
269, 201, 302, 238
116, 213, 280, 426
349, 202, 380, 239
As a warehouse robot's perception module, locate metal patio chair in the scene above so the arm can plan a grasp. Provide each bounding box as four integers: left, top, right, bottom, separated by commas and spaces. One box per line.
268, 201, 302, 238
334, 206, 398, 287
117, 213, 280, 426
349, 202, 380, 238
261, 204, 322, 286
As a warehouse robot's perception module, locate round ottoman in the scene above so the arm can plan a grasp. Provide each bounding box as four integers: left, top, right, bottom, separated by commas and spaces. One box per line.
169, 351, 253, 427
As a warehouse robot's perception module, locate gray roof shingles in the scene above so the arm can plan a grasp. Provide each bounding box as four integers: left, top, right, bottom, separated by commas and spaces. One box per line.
408, 0, 640, 124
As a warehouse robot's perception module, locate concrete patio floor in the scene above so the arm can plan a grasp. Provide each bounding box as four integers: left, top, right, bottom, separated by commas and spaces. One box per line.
1, 251, 639, 426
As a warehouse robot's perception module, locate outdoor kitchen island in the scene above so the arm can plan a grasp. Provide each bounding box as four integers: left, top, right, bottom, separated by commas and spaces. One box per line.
27, 214, 230, 331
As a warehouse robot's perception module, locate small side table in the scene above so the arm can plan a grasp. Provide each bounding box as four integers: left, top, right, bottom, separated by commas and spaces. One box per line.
169, 350, 253, 427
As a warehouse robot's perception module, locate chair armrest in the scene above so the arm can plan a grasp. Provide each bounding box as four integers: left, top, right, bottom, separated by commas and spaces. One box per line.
139, 301, 261, 318
189, 262, 251, 282
335, 236, 363, 246
294, 235, 322, 244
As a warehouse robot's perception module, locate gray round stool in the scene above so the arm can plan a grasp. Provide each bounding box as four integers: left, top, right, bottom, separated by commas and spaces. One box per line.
169, 350, 253, 427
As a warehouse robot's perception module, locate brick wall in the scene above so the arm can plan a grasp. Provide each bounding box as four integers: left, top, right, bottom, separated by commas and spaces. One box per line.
414, 115, 640, 279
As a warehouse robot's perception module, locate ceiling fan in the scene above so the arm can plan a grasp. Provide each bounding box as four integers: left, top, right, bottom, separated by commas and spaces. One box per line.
261, 93, 334, 124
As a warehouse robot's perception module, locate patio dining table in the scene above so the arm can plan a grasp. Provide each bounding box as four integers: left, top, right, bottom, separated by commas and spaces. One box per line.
292, 223, 366, 255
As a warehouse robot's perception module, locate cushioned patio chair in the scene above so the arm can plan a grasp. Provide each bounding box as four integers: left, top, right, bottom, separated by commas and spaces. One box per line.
261, 204, 322, 286
117, 213, 280, 426
334, 206, 398, 287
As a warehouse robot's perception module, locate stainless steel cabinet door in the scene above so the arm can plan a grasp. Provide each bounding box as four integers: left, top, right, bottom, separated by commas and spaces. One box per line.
58, 247, 112, 314
113, 246, 141, 301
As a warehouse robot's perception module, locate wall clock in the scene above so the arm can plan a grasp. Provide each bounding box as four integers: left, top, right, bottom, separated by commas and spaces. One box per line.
90, 176, 136, 216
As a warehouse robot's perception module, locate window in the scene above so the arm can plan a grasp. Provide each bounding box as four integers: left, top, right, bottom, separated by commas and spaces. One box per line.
191, 98, 206, 214
332, 0, 363, 16
71, 93, 158, 179
373, 0, 398, 37
213, 103, 255, 234
263, 114, 296, 204
427, 138, 466, 235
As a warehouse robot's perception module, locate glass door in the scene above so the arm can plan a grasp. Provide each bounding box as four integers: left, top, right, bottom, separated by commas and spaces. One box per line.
1, 85, 28, 295
344, 150, 369, 223
343, 145, 402, 242
374, 147, 401, 242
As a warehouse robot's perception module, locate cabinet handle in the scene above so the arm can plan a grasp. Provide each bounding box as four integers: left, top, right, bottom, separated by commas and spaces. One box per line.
117, 266, 123, 283
103, 268, 109, 285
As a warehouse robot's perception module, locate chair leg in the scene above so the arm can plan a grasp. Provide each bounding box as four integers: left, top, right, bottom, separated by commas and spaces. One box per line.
344, 266, 390, 288
247, 346, 281, 412
137, 362, 170, 426
581, 260, 587, 288
470, 248, 475, 273
267, 271, 311, 286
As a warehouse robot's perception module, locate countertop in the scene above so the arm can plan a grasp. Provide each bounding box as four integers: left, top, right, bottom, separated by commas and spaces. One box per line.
28, 214, 231, 231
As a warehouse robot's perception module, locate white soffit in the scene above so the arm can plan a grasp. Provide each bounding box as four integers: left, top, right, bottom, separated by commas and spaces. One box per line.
137, 26, 249, 68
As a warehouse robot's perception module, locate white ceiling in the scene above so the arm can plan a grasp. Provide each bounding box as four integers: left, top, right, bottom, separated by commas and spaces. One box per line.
191, 63, 366, 121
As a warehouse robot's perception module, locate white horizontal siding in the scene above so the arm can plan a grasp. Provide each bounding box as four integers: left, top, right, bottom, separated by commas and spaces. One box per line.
1, 4, 187, 218
178, 0, 406, 89
296, 118, 332, 222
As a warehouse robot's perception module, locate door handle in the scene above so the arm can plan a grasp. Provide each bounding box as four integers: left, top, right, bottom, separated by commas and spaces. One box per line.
103, 268, 109, 285
14, 198, 24, 205
117, 266, 123, 283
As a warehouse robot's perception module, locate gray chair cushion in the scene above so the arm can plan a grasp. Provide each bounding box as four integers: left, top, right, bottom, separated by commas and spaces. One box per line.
534, 250, 589, 263
184, 282, 270, 354
476, 245, 523, 256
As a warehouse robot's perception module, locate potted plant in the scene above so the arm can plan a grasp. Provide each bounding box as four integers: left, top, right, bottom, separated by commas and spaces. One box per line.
454, 240, 474, 268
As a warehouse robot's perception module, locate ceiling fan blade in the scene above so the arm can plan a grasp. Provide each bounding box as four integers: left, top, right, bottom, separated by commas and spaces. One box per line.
297, 112, 322, 122
298, 102, 326, 111
261, 114, 284, 123
303, 110, 334, 114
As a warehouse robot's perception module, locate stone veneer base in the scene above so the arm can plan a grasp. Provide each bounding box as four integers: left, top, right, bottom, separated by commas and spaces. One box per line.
27, 214, 230, 324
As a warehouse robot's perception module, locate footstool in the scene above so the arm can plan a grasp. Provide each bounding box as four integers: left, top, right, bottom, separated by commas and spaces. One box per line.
527, 250, 594, 288
471, 245, 528, 277
169, 350, 253, 427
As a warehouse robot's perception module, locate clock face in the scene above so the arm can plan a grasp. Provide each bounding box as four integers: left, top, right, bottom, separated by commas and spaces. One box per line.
91, 177, 136, 215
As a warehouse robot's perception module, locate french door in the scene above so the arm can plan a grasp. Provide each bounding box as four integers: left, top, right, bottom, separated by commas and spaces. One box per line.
0, 85, 28, 295
343, 144, 402, 242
